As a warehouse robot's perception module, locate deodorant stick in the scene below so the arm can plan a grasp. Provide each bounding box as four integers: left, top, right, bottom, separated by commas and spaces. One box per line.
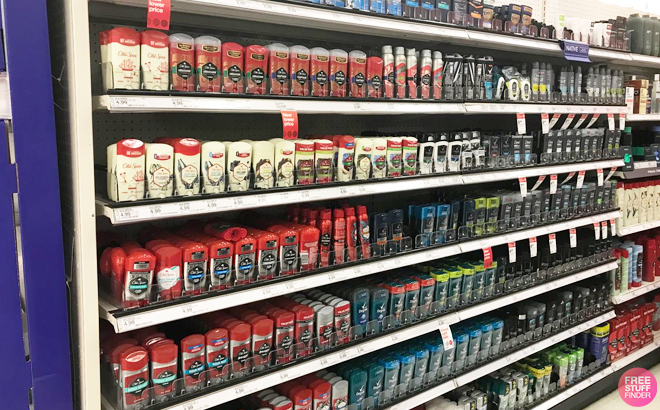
310, 47, 330, 97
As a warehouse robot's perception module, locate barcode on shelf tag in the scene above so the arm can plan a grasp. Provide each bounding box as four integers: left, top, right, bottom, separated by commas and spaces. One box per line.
570, 228, 577, 248
541, 113, 550, 134
610, 219, 616, 236
573, 114, 589, 129
597, 169, 604, 186
529, 237, 537, 258
561, 113, 575, 130
508, 242, 516, 263
483, 247, 493, 268
516, 113, 526, 134
549, 113, 562, 129
593, 223, 601, 240
519, 177, 527, 197
576, 170, 585, 189
439, 323, 454, 350
549, 233, 557, 254
601, 221, 608, 239
550, 174, 558, 194
607, 113, 615, 131
619, 114, 626, 130
586, 114, 600, 128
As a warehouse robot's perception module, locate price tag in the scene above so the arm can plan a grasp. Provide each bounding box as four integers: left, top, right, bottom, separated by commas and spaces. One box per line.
531, 175, 546, 192
602, 221, 608, 239
561, 172, 576, 184
439, 323, 454, 350
508, 242, 517, 263
597, 168, 604, 186
586, 114, 600, 128
549, 233, 557, 254
549, 113, 562, 129
576, 170, 585, 189
115, 208, 138, 222
607, 113, 615, 131
610, 219, 616, 236
147, 0, 171, 30
593, 223, 601, 240
281, 110, 298, 140
561, 113, 575, 130
529, 237, 538, 258
573, 114, 589, 129
550, 174, 558, 194
619, 113, 626, 130
519, 177, 527, 197
483, 247, 493, 268
516, 113, 526, 134
605, 166, 617, 182
570, 228, 577, 248
541, 113, 550, 134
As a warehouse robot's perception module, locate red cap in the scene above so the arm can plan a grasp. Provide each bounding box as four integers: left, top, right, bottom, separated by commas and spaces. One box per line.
206, 328, 228, 347
344, 207, 355, 217
100, 247, 113, 276
149, 339, 175, 349
356, 206, 367, 215
271, 310, 295, 327
119, 346, 149, 372
110, 342, 137, 365
251, 317, 274, 337
229, 323, 251, 341
140, 30, 168, 48
116, 139, 145, 157
308, 210, 318, 220
173, 138, 200, 156
333, 209, 344, 218
319, 209, 332, 220
150, 343, 178, 364
181, 334, 205, 354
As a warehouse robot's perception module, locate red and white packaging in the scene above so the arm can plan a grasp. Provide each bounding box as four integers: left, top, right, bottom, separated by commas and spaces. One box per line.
317, 210, 333, 268
419, 50, 432, 100
169, 33, 195, 91
309, 380, 332, 410
163, 234, 208, 295
110, 342, 137, 381
247, 227, 279, 281
194, 35, 222, 92
310, 47, 330, 97
291, 304, 315, 357
282, 222, 319, 271
100, 27, 140, 91
271, 310, 295, 363
638, 237, 656, 282
107, 139, 146, 202
291, 387, 313, 410
356, 205, 371, 259
181, 335, 206, 391
315, 305, 334, 347
203, 221, 248, 242
295, 140, 315, 185
232, 235, 257, 285
114, 242, 155, 308
348, 50, 367, 98
153, 137, 201, 196
251, 317, 274, 366
245, 45, 269, 95
150, 343, 178, 401
120, 346, 150, 409
205, 328, 229, 382
178, 230, 234, 291
290, 45, 311, 96
343, 206, 358, 262
333, 208, 346, 265
266, 224, 299, 275
140, 30, 169, 91
222, 42, 244, 94
268, 43, 290, 95
329, 49, 348, 97
609, 316, 624, 362
366, 56, 383, 99
145, 241, 182, 301
330, 299, 351, 344
229, 322, 252, 366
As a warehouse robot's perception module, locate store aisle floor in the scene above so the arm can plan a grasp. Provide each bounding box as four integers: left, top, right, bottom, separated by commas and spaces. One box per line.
582, 363, 660, 410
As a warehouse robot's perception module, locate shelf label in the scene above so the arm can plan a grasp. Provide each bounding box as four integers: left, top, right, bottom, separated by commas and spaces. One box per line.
114, 208, 139, 222
281, 110, 298, 140
549, 113, 562, 129
518, 177, 527, 197
597, 168, 604, 186
587, 114, 600, 128
550, 174, 558, 194
594, 222, 601, 240
561, 40, 591, 63
601, 221, 608, 239
610, 219, 616, 236
529, 237, 537, 258
483, 247, 493, 268
573, 113, 589, 129
147, 0, 171, 30
516, 113, 526, 134
549, 233, 557, 254
570, 228, 577, 248
605, 166, 617, 182
508, 242, 517, 263
576, 170, 585, 189
561, 113, 575, 130
530, 175, 545, 192
439, 323, 454, 350
561, 172, 576, 184
541, 113, 550, 134
619, 113, 626, 130
607, 113, 615, 131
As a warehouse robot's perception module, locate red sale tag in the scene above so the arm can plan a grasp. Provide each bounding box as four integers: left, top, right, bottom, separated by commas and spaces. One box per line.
549, 233, 557, 254
569, 228, 577, 248
147, 0, 171, 30
281, 110, 299, 140
483, 247, 493, 268
508, 242, 516, 263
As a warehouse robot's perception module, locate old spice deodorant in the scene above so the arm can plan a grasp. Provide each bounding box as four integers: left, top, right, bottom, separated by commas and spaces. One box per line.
295, 140, 315, 185
366, 56, 383, 99
356, 206, 371, 259
317, 209, 332, 268
267, 224, 299, 275
354, 138, 373, 181
119, 242, 155, 307
349, 50, 367, 98
381, 45, 394, 99
252, 141, 275, 189
247, 227, 279, 280
227, 141, 252, 191
386, 137, 403, 177
172, 138, 201, 196
234, 235, 257, 284
100, 27, 140, 91
329, 49, 348, 97
309, 380, 332, 410
140, 30, 169, 91
315, 305, 335, 347
245, 45, 269, 94
158, 233, 207, 295
201, 141, 226, 193
205, 328, 229, 384
169, 33, 195, 91
270, 139, 295, 187
402, 136, 418, 176
229, 322, 252, 366
292, 387, 313, 410
314, 139, 334, 184
271, 310, 295, 363
251, 317, 274, 366
181, 335, 206, 391
107, 139, 146, 202
110, 342, 137, 381
145, 241, 182, 300
343, 206, 358, 262
639, 237, 656, 282
394, 47, 406, 99
194, 36, 221, 92
268, 43, 290, 95
202, 220, 248, 242
370, 138, 388, 179
310, 47, 330, 97
145, 143, 174, 199
331, 379, 349, 410
284, 222, 320, 271
419, 49, 432, 100
290, 45, 311, 96
292, 304, 315, 357
184, 232, 233, 290
150, 343, 178, 402
120, 346, 150, 409
337, 135, 355, 182
432, 51, 443, 100
331, 299, 351, 344
222, 42, 244, 94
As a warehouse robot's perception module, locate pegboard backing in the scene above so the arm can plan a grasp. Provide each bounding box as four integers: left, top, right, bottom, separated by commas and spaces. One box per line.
495, 0, 545, 20
544, 0, 659, 22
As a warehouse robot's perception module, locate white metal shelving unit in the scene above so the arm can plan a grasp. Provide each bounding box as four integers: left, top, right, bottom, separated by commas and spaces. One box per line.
612, 278, 660, 304
52, 1, 660, 410
617, 220, 660, 236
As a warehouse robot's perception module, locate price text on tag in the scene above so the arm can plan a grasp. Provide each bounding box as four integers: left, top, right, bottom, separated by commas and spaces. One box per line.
439, 323, 455, 350
610, 219, 616, 236
281, 110, 299, 140
576, 170, 585, 188
601, 221, 608, 239
619, 113, 626, 130
607, 113, 615, 131
597, 168, 603, 186
593, 222, 601, 240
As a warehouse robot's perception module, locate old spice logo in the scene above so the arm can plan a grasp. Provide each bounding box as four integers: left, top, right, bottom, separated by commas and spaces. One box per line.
210, 152, 224, 158
282, 150, 293, 155
297, 144, 314, 152
236, 151, 250, 158
154, 153, 171, 160
356, 58, 366, 64
147, 52, 166, 59
227, 50, 242, 58
118, 51, 138, 58
251, 53, 265, 61
316, 55, 329, 62
335, 57, 347, 63
122, 163, 143, 168
363, 146, 372, 151
296, 54, 309, 60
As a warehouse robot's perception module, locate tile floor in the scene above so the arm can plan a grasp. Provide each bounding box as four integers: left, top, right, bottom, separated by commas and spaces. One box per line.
582, 363, 660, 409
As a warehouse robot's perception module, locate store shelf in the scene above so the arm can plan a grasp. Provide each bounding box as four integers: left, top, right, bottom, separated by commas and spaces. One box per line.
617, 219, 660, 236
611, 333, 660, 371
463, 103, 625, 114
384, 310, 616, 410
614, 166, 660, 179
528, 366, 614, 410
97, 159, 623, 224
612, 279, 660, 304
101, 211, 620, 333
625, 114, 660, 122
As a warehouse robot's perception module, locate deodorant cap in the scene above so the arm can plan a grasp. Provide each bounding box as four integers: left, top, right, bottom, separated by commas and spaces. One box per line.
421, 49, 432, 58
432, 51, 442, 59
382, 45, 393, 54
394, 47, 405, 55
406, 48, 416, 57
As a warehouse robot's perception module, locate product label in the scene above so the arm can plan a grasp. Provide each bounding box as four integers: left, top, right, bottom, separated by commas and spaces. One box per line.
205, 162, 224, 184
126, 271, 150, 297
260, 249, 278, 273
212, 258, 231, 281
230, 161, 249, 182
185, 261, 206, 286
334, 70, 346, 86
156, 266, 179, 291
208, 352, 228, 368
370, 75, 382, 90
202, 62, 218, 80
153, 370, 176, 386
295, 69, 309, 85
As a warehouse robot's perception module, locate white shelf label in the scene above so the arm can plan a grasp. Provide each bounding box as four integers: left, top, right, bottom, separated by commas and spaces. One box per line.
549, 233, 557, 254
531, 175, 545, 191
519, 177, 527, 197
570, 228, 577, 248
549, 113, 561, 129
594, 222, 601, 240
619, 113, 626, 130
597, 168, 604, 186
587, 114, 600, 128
608, 113, 615, 131
601, 221, 608, 239
576, 170, 585, 189
516, 113, 527, 134
529, 237, 537, 258
550, 174, 557, 194
508, 242, 517, 263
573, 114, 589, 129
561, 113, 575, 130
439, 323, 454, 350
610, 219, 616, 236
541, 113, 550, 134
114, 207, 139, 222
